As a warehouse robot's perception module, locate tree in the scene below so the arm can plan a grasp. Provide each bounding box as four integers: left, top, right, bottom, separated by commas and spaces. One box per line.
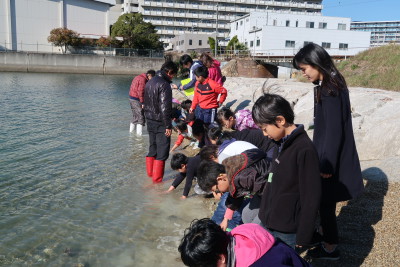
208, 37, 216, 52
48, 28, 80, 54
111, 13, 163, 50
226, 35, 248, 53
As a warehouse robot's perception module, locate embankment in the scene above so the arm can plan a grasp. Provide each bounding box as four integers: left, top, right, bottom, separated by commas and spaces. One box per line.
0, 52, 165, 75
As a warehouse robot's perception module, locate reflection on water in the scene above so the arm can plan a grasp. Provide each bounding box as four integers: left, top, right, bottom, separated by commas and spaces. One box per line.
0, 72, 210, 266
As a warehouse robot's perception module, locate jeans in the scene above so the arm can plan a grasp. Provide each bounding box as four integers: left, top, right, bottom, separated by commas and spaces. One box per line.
211, 193, 248, 230
259, 220, 297, 249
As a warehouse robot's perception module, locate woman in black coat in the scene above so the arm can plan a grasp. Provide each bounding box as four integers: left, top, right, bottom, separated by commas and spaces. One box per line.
293, 43, 364, 260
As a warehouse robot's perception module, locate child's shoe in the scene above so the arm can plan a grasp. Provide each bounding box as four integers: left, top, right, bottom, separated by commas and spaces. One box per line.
307, 244, 340, 260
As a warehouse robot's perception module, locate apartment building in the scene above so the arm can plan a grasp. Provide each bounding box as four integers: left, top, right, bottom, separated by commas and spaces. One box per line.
230, 11, 371, 57
122, 0, 323, 46
351, 21, 400, 47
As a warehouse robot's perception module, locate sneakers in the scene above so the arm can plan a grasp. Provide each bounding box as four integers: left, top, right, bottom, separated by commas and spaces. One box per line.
307, 244, 340, 260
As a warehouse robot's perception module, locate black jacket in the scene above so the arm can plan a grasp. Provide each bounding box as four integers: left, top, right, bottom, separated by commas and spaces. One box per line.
224, 148, 270, 211
143, 71, 172, 129
171, 155, 201, 197
313, 85, 364, 202
258, 125, 321, 246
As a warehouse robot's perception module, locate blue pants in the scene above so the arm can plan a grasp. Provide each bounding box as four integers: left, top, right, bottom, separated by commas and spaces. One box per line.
196, 107, 216, 124
211, 193, 249, 230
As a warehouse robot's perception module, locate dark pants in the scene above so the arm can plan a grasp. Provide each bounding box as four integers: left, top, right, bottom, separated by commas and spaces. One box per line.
146, 119, 171, 161
320, 179, 339, 244
196, 107, 216, 124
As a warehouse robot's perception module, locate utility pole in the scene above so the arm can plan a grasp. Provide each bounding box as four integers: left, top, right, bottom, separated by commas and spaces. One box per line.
215, 4, 218, 57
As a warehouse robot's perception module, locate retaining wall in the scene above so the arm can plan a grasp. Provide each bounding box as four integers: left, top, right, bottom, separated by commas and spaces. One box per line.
0, 52, 165, 75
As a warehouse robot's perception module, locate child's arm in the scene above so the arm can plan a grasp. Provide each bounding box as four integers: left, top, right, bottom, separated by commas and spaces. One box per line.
182, 156, 201, 198
189, 82, 199, 112
170, 134, 185, 152
210, 80, 228, 106
166, 172, 186, 193
220, 208, 234, 231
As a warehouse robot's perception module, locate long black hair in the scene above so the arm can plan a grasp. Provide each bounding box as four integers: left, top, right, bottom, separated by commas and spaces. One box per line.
293, 43, 347, 99
252, 93, 294, 126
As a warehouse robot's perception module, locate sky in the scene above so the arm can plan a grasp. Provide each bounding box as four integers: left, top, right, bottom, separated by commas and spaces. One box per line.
322, 0, 400, 21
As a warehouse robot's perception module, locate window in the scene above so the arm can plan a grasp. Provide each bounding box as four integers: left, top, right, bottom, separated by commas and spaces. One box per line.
285, 40, 295, 48
189, 39, 192, 45
304, 41, 313, 46
240, 21, 243, 25
286, 20, 290, 27
339, 43, 348, 50
338, 23, 346, 30
322, 42, 331, 49
245, 41, 248, 47
273, 20, 277, 26
319, 22, 327, 29
199, 40, 202, 46
250, 41, 254, 47
306, 21, 314, 28
256, 39, 260, 46
296, 21, 299, 27
236, 22, 238, 30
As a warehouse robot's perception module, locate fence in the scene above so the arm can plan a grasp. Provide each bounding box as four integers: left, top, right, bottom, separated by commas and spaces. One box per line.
0, 42, 164, 58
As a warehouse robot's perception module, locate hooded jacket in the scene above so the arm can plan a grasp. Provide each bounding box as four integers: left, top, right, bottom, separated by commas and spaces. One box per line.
228, 223, 311, 267
208, 59, 224, 85
222, 148, 270, 211
190, 77, 227, 110
143, 70, 172, 129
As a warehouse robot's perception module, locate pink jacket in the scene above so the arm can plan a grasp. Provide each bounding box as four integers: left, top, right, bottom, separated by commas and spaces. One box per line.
208, 59, 224, 85
229, 224, 274, 267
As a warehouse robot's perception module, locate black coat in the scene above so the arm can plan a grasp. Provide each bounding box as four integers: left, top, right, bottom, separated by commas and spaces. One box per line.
258, 125, 321, 246
143, 71, 172, 129
313, 85, 364, 202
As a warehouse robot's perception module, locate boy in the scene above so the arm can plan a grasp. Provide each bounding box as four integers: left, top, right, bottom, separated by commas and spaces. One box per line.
189, 66, 227, 125
169, 121, 196, 153
179, 218, 311, 267
197, 148, 270, 230
252, 93, 321, 248
167, 153, 201, 199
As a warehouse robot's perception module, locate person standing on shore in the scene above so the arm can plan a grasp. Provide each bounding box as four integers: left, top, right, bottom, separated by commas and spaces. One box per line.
144, 61, 178, 183
129, 69, 155, 135
199, 52, 224, 86
293, 43, 364, 260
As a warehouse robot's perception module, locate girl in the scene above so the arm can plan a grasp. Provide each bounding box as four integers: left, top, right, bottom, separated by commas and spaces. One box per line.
217, 107, 259, 131
199, 52, 224, 85
252, 93, 321, 249
293, 43, 364, 259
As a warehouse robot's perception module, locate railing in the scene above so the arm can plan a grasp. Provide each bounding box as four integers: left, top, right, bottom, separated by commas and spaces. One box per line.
0, 42, 164, 58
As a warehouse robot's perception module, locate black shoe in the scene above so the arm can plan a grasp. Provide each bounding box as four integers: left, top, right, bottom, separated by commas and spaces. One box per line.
309, 231, 323, 246
307, 244, 340, 260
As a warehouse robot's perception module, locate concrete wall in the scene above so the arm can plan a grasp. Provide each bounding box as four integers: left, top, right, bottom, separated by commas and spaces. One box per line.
0, 52, 165, 75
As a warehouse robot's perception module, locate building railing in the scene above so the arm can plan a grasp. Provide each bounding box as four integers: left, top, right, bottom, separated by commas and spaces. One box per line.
0, 42, 164, 58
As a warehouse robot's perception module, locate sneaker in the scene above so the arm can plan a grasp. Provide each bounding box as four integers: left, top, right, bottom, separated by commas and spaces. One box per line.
307, 244, 340, 260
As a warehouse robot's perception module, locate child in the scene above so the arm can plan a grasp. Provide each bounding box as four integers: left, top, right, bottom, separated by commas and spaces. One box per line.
199, 52, 224, 85
179, 218, 312, 267
169, 121, 196, 153
189, 66, 227, 125
167, 153, 201, 199
293, 43, 364, 259
197, 147, 270, 231
252, 93, 321, 249
179, 99, 192, 121
191, 119, 212, 149
217, 107, 259, 131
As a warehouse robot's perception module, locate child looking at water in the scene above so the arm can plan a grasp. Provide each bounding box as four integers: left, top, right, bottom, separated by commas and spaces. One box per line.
252, 93, 321, 249
179, 218, 311, 267
293, 43, 364, 259
169, 121, 196, 153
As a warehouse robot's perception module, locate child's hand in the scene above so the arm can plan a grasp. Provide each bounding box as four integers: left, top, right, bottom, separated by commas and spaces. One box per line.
189, 108, 193, 113
181, 196, 187, 199
220, 218, 229, 231
212, 192, 222, 200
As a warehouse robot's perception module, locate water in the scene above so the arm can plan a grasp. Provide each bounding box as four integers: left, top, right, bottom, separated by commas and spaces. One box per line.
0, 72, 210, 266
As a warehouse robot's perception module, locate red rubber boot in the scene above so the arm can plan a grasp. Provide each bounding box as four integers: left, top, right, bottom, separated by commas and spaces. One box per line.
152, 160, 165, 183
146, 157, 155, 177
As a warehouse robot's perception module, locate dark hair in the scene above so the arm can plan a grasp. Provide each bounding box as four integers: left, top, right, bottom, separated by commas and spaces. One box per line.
199, 144, 219, 161
179, 218, 229, 267
181, 100, 192, 110
146, 69, 156, 76
175, 120, 188, 132
199, 52, 214, 68
216, 107, 235, 127
194, 65, 209, 79
252, 93, 295, 126
196, 160, 225, 192
207, 127, 233, 145
191, 119, 206, 138
293, 43, 347, 98
171, 153, 188, 170
161, 61, 178, 75
180, 54, 193, 66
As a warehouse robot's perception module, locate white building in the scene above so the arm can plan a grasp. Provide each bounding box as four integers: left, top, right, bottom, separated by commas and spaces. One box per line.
121, 0, 323, 47
0, 0, 116, 53
230, 11, 371, 57
351, 21, 400, 47
171, 33, 212, 53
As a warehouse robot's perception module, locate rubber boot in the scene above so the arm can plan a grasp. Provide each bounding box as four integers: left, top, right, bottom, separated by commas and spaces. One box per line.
136, 124, 143, 135
152, 160, 165, 183
146, 157, 155, 177
129, 123, 135, 133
